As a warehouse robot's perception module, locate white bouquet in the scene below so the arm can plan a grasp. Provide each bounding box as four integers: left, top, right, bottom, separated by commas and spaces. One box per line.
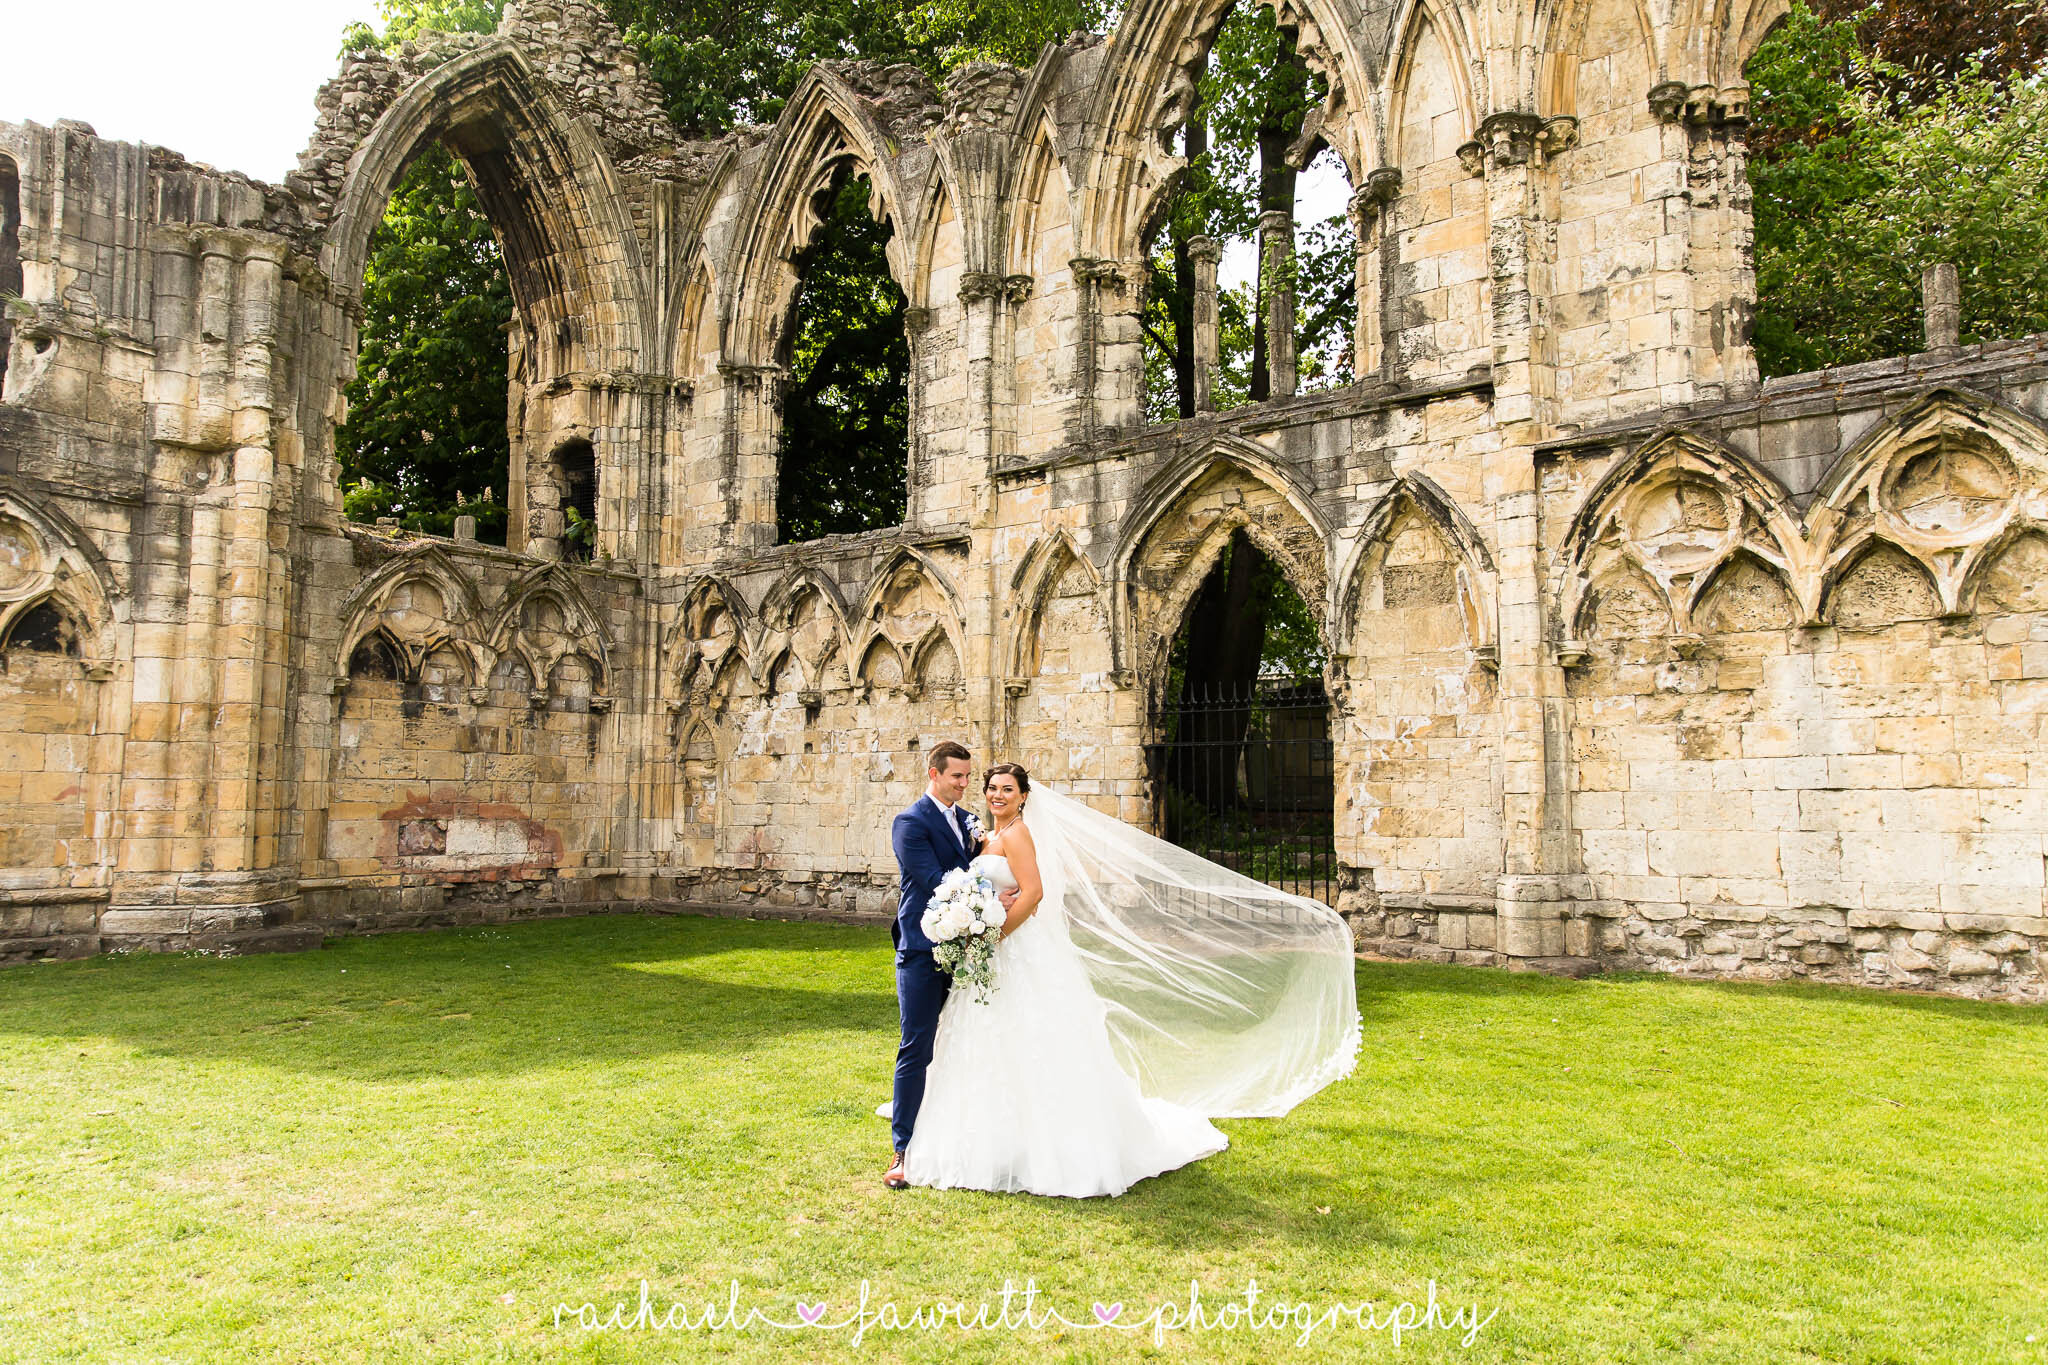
921, 865, 1006, 1002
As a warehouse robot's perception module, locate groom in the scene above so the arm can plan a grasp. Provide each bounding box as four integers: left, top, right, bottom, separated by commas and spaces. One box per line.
884, 740, 1012, 1189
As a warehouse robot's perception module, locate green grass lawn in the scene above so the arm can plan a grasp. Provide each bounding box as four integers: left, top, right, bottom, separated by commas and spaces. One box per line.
1, 913, 2043, 1363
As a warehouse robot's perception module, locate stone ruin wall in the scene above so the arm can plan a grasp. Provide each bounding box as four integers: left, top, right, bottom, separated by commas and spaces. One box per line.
1, 0, 2045, 1001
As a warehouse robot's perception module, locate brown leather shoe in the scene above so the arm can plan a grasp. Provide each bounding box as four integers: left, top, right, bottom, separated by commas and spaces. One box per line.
883, 1151, 909, 1189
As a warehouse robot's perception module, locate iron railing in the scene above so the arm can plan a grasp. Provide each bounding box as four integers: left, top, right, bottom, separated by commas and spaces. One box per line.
1147, 675, 1337, 905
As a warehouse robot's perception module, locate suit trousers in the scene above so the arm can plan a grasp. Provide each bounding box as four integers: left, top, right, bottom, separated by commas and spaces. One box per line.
891, 947, 953, 1153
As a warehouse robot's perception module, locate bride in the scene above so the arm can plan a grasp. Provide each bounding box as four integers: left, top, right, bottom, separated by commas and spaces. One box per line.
894, 763, 1360, 1199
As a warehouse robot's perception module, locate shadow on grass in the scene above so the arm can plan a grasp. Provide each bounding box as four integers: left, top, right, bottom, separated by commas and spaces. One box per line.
1, 912, 2031, 1097
0, 913, 901, 1081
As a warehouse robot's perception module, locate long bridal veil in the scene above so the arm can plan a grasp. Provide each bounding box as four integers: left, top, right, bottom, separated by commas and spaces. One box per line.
1023, 786, 1361, 1118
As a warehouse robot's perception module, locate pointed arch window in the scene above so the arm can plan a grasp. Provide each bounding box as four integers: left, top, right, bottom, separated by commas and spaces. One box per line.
775, 171, 909, 543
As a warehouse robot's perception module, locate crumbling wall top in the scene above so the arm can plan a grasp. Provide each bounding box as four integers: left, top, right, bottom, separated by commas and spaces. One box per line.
287, 0, 678, 234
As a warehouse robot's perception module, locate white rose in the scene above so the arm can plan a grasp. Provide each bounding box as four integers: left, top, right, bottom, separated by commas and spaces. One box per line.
944, 905, 973, 938
922, 908, 953, 941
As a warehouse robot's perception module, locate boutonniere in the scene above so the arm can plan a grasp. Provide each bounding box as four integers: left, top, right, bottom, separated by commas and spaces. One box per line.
961, 810, 985, 841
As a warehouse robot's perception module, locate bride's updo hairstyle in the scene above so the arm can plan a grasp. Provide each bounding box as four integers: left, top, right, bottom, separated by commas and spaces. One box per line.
984, 763, 1031, 804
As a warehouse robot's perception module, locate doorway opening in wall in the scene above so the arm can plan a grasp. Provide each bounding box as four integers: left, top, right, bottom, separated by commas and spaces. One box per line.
774, 170, 909, 543
1140, 6, 1359, 424
1147, 530, 1336, 903
336, 141, 514, 545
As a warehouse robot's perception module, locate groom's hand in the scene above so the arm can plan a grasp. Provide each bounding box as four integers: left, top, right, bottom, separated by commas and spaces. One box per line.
998, 887, 1019, 910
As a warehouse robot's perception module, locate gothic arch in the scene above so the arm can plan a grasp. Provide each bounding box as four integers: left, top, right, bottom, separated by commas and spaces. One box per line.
856, 635, 908, 690
0, 489, 119, 668
662, 139, 741, 375
1691, 547, 1799, 633
1962, 525, 2048, 615
1712, 0, 1794, 89
1334, 474, 1497, 657
486, 562, 613, 690
1114, 442, 1332, 697
755, 565, 854, 692
676, 717, 724, 861
1808, 389, 2048, 616
674, 259, 721, 381
1005, 117, 1079, 276
1073, 0, 1381, 265
1006, 529, 1106, 681
852, 548, 967, 688
905, 173, 965, 314
997, 54, 1083, 272
1384, 0, 1486, 157
322, 44, 652, 372
336, 547, 490, 684
1818, 537, 1943, 629
721, 66, 936, 367
667, 574, 753, 693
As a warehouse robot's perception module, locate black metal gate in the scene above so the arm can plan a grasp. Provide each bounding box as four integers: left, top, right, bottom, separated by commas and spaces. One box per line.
1147, 675, 1338, 905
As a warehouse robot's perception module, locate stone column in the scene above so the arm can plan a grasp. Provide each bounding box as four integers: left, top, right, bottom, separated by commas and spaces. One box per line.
1347, 168, 1402, 381
717, 360, 782, 550
1646, 82, 1758, 405
1188, 235, 1221, 412
1923, 263, 1960, 352
1068, 257, 1127, 440
106, 234, 303, 950
1469, 111, 1582, 960
1259, 209, 1297, 398
958, 271, 1001, 506
503, 317, 528, 554
996, 275, 1033, 464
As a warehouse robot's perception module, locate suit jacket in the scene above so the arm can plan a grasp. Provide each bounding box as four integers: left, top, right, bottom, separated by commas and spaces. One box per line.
893, 794, 976, 952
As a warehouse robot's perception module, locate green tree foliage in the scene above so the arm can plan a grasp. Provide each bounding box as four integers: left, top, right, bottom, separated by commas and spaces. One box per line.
1141, 7, 1356, 423
610, 0, 1107, 135
1819, 0, 2047, 105
775, 175, 910, 542
337, 1, 512, 541
337, 141, 514, 542
904, 0, 1109, 71
1747, 1, 2048, 376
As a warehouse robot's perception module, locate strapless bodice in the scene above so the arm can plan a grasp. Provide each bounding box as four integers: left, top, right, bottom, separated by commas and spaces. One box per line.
969, 853, 1018, 892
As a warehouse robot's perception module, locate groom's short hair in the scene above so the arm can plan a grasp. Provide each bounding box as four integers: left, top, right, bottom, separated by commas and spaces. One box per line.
927, 740, 971, 773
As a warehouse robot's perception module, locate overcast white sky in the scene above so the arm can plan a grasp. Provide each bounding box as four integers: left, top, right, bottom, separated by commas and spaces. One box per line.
7, 0, 384, 183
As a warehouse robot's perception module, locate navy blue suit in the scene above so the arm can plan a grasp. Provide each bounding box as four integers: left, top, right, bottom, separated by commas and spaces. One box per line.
890, 793, 976, 1152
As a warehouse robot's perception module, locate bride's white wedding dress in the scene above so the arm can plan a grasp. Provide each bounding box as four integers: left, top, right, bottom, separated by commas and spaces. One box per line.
883, 786, 1360, 1200
903, 852, 1228, 1198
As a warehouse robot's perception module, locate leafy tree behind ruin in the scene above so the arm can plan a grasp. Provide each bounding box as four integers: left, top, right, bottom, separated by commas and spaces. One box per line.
1746, 0, 2048, 376
774, 175, 911, 542
335, 5, 514, 541
1141, 7, 1355, 424
336, 139, 514, 543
